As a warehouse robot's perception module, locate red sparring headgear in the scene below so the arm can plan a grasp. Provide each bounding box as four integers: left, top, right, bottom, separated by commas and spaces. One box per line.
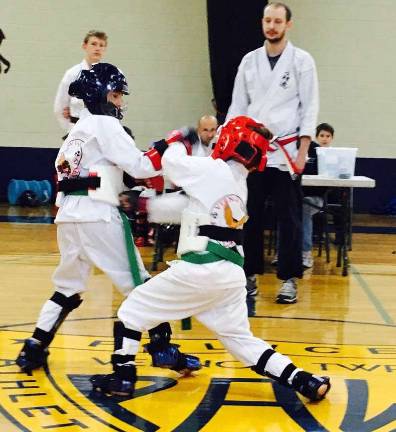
212, 116, 271, 171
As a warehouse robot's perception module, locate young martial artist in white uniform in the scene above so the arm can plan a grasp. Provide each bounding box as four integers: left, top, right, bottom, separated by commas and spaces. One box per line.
16, 63, 192, 373
54, 30, 107, 133
226, 2, 319, 303
90, 116, 331, 403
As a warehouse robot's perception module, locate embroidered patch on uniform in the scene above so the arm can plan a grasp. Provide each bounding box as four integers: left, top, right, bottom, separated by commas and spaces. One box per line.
280, 72, 290, 89
56, 139, 84, 178
210, 195, 248, 229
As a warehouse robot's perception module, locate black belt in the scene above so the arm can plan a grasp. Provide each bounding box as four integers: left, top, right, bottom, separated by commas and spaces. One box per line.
58, 177, 101, 193
198, 225, 243, 245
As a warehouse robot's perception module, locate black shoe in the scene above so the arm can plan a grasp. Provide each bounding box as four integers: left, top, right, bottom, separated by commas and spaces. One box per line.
16, 338, 49, 372
246, 275, 258, 297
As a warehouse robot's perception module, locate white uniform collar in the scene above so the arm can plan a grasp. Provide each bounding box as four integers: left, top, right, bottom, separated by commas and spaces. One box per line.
81, 59, 91, 70
79, 108, 91, 119
227, 159, 249, 179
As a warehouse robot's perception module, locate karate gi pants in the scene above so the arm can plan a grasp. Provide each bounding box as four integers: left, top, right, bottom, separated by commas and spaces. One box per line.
36, 210, 149, 333
118, 259, 279, 369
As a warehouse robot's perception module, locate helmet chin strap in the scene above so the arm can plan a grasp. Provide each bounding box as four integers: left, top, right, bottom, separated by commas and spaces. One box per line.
85, 101, 123, 120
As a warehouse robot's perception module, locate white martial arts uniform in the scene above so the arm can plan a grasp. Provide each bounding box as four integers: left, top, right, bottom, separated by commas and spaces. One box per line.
191, 138, 213, 157
162, 128, 212, 190
37, 109, 159, 336
227, 41, 319, 168
226, 42, 319, 284
117, 144, 293, 373
53, 59, 90, 132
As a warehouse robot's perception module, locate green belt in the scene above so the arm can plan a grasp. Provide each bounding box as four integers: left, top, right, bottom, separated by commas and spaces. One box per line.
119, 211, 142, 286
65, 190, 88, 196
64, 190, 142, 286
181, 241, 244, 267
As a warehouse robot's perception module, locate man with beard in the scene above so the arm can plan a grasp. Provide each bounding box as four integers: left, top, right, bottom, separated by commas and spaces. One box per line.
166, 115, 218, 158
226, 2, 319, 303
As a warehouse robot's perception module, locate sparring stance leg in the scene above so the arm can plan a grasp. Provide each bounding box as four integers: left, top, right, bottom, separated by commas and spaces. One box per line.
252, 348, 331, 402
196, 288, 330, 402
90, 321, 139, 396
144, 322, 201, 375
16, 292, 82, 372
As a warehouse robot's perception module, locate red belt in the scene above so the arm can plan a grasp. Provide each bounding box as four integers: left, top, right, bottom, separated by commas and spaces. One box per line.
268, 133, 301, 178
268, 133, 299, 152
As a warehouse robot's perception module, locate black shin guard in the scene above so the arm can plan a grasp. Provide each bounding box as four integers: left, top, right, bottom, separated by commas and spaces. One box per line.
251, 349, 276, 375
32, 292, 83, 347
252, 349, 297, 386
114, 320, 142, 350
252, 350, 330, 402
112, 321, 141, 369
90, 320, 141, 396
147, 322, 172, 350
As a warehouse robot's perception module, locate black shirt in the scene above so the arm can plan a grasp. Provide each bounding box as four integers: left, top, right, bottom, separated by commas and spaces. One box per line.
268, 54, 282, 70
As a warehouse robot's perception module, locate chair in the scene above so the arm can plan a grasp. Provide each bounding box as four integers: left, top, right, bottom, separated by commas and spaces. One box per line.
314, 191, 343, 264
150, 224, 179, 271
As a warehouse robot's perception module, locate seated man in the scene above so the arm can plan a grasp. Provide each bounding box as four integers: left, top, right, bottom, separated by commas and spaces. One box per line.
89, 116, 331, 403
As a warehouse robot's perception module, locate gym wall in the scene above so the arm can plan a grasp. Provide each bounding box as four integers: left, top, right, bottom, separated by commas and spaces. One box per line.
0, 0, 212, 149
0, 0, 395, 211
287, 0, 396, 210
287, 0, 395, 159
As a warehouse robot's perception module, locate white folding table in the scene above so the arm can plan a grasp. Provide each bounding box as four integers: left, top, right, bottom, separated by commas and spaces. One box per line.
301, 175, 376, 275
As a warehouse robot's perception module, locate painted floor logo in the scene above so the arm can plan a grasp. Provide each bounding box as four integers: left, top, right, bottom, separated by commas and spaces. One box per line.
1, 331, 396, 431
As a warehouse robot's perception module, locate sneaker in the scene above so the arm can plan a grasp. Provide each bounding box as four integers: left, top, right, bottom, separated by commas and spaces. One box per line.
271, 254, 278, 266
276, 278, 297, 304
302, 251, 313, 268
246, 275, 258, 297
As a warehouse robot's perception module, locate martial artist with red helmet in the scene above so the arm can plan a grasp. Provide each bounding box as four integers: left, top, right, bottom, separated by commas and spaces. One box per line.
90, 115, 331, 403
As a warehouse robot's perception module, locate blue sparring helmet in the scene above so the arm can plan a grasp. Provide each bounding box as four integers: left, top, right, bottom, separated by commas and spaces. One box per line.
68, 63, 129, 119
